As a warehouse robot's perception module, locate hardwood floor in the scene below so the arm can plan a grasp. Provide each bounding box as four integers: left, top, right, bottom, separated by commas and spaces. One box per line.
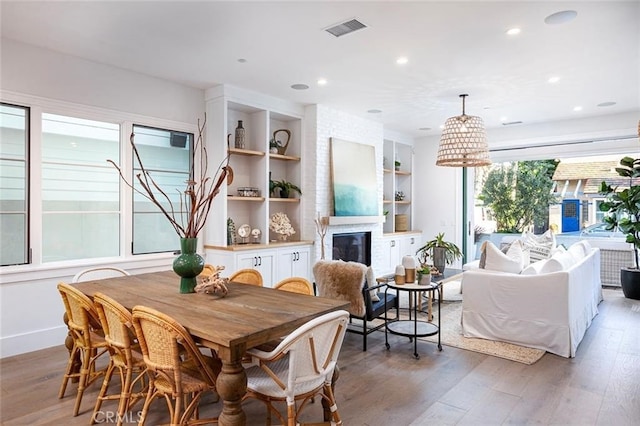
1, 288, 638, 425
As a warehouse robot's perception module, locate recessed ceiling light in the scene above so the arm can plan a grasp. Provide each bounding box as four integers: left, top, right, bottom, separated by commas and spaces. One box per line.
597, 101, 617, 107
418, 127, 431, 131
290, 84, 309, 90
548, 76, 560, 83
317, 78, 327, 86
545, 10, 577, 25
506, 28, 521, 36
367, 109, 382, 114
500, 116, 507, 122
237, 58, 247, 63
573, 106, 583, 112
396, 57, 408, 65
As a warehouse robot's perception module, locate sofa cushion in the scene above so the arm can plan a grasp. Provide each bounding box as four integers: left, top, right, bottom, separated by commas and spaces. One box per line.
539, 251, 576, 274
482, 240, 529, 274
521, 230, 556, 262
521, 259, 549, 275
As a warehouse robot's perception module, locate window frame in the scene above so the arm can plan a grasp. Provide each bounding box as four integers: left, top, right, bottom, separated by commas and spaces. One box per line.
0, 92, 198, 274
0, 102, 31, 266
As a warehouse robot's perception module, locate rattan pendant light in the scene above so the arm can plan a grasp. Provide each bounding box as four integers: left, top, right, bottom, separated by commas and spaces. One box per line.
436, 94, 491, 167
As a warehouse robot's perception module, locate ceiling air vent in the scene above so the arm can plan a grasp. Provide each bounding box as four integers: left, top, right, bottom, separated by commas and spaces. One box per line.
325, 19, 367, 37
502, 121, 523, 126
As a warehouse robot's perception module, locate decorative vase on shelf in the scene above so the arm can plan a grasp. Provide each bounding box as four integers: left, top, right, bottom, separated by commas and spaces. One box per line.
277, 233, 289, 242
234, 120, 245, 149
172, 237, 205, 294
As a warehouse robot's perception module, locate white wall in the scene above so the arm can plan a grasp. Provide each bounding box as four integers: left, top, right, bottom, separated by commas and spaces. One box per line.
1, 39, 204, 124
0, 39, 206, 358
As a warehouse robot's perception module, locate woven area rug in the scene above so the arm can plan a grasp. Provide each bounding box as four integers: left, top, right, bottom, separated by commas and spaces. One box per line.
419, 300, 546, 365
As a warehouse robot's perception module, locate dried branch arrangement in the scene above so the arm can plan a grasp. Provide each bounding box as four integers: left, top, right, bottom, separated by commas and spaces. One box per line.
108, 115, 233, 238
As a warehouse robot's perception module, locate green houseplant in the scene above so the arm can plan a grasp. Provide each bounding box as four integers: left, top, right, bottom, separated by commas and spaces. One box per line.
599, 155, 640, 299
416, 232, 462, 275
271, 179, 302, 198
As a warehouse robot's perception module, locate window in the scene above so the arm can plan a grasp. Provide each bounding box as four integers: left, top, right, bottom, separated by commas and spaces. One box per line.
41, 113, 120, 262
131, 125, 192, 254
0, 103, 29, 266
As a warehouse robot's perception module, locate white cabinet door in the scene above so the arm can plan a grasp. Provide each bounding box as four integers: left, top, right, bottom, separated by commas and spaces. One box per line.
234, 250, 277, 288
380, 236, 401, 276
275, 246, 311, 284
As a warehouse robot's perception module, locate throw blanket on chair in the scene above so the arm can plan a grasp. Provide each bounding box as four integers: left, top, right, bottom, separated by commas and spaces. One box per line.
313, 260, 367, 317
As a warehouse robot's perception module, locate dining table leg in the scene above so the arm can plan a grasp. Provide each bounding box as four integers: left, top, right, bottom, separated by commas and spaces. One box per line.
216, 355, 248, 426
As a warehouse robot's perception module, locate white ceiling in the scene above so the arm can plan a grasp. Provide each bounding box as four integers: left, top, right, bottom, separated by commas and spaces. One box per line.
1, 0, 639, 137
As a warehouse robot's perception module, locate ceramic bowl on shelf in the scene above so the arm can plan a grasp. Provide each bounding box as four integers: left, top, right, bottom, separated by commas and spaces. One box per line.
237, 187, 260, 197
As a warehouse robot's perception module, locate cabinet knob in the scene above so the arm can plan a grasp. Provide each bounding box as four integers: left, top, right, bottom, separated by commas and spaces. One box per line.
391, 240, 396, 247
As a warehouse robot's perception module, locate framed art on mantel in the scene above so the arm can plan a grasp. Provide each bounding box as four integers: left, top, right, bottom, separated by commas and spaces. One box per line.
330, 138, 377, 216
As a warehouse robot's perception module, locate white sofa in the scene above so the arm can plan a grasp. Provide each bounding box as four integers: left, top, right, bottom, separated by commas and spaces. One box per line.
461, 241, 602, 358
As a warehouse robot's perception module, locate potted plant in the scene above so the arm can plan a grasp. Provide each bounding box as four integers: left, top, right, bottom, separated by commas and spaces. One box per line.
394, 160, 401, 171
416, 232, 462, 275
416, 264, 431, 285
599, 155, 640, 299
272, 179, 302, 198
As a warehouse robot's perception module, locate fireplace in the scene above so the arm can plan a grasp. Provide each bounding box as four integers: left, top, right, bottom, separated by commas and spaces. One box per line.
332, 232, 371, 266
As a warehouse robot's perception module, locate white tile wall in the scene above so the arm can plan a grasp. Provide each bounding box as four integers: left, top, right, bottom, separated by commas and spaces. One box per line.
303, 104, 387, 275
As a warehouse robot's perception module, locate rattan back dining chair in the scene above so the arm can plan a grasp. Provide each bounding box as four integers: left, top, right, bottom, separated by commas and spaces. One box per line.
229, 268, 263, 286
243, 310, 350, 426
57, 282, 110, 417
131, 305, 222, 425
72, 267, 130, 283
92, 292, 148, 426
274, 277, 314, 295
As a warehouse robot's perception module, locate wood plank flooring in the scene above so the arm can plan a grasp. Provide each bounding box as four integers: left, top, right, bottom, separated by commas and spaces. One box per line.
1, 288, 638, 425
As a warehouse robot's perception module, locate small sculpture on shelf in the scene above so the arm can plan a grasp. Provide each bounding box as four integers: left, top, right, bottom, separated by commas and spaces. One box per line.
270, 129, 291, 155
270, 212, 295, 241
395, 191, 405, 201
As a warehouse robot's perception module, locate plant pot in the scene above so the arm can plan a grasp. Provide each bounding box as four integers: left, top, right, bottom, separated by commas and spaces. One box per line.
433, 246, 447, 274
620, 267, 640, 300
172, 237, 205, 293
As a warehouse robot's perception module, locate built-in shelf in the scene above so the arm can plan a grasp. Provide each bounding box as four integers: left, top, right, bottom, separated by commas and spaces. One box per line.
383, 168, 393, 173
395, 170, 411, 176
395, 200, 411, 205
227, 196, 265, 201
269, 198, 300, 203
228, 147, 265, 157
383, 200, 393, 204
269, 153, 300, 161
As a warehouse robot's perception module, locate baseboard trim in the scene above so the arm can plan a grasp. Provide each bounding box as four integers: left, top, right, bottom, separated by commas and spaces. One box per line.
1, 325, 68, 359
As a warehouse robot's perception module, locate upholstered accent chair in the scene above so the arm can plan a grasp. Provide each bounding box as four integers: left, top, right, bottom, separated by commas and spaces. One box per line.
313, 260, 398, 351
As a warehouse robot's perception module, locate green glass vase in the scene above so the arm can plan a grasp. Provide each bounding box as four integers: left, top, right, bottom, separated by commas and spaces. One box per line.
172, 237, 205, 293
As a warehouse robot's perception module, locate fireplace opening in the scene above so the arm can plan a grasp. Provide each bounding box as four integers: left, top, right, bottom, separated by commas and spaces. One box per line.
332, 232, 371, 266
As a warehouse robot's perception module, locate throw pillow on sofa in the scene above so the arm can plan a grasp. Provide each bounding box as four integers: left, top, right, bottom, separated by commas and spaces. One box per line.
521, 230, 556, 262
481, 240, 529, 273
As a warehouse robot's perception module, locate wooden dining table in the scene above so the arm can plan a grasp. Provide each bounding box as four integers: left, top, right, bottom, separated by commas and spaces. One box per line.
72, 270, 349, 426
